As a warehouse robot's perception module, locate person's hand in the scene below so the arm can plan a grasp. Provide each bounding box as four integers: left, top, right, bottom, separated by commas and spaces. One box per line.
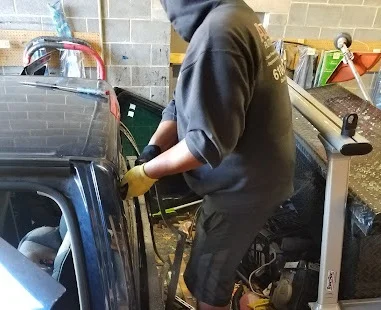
135, 145, 161, 166
121, 164, 158, 198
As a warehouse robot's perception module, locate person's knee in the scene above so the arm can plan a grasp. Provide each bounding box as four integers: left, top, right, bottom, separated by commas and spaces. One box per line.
198, 301, 230, 310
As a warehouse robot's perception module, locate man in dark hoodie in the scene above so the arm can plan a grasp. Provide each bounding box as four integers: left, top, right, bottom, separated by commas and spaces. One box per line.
122, 0, 295, 309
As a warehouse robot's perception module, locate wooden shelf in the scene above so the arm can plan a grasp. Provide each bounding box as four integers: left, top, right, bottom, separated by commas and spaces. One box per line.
170, 38, 381, 72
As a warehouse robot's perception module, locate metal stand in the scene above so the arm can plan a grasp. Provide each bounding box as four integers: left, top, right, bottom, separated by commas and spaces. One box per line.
309, 139, 351, 310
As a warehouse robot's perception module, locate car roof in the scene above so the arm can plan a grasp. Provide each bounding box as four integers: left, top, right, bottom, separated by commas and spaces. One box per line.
0, 76, 120, 165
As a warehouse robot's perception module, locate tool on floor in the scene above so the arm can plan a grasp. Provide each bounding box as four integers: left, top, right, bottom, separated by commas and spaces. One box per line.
174, 293, 196, 309
20, 81, 109, 98
154, 181, 190, 310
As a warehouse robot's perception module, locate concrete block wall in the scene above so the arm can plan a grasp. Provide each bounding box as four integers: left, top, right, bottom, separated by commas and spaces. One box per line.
0, 0, 171, 105
265, 0, 381, 40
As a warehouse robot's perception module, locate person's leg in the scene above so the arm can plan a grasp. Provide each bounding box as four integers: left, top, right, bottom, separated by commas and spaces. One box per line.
198, 301, 229, 310
184, 204, 278, 309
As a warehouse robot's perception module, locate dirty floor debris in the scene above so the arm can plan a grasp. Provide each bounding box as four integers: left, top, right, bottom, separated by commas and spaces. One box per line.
153, 207, 199, 308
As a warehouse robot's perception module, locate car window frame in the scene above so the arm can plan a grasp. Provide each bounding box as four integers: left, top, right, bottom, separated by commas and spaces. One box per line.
0, 182, 90, 310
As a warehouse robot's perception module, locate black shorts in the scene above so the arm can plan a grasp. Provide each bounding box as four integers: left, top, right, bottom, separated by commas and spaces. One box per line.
184, 204, 278, 307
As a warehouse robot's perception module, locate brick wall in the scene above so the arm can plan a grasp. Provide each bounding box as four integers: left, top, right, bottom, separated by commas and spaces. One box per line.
266, 0, 381, 40
0, 0, 170, 105
263, 0, 381, 99
1, 0, 380, 104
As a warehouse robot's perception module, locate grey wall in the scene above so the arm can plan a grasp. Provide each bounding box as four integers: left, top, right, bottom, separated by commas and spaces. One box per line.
1, 0, 380, 105
266, 0, 381, 40
0, 0, 171, 105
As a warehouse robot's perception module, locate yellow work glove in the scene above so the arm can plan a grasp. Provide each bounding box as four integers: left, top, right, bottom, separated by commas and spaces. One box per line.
121, 164, 158, 199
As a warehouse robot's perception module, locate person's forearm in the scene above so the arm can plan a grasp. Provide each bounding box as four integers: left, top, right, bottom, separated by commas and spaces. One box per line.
149, 120, 178, 152
144, 139, 203, 179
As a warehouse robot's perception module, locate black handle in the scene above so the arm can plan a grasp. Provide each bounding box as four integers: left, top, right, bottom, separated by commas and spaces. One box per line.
341, 113, 358, 137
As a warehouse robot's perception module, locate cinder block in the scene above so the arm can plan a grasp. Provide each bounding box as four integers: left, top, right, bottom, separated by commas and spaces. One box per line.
288, 3, 308, 26
341, 6, 376, 27
320, 28, 354, 40
86, 19, 99, 32
152, 45, 170, 66
268, 14, 288, 26
62, 0, 98, 18
104, 19, 130, 42
329, 0, 363, 4
42, 17, 87, 32
0, 104, 8, 111
354, 28, 381, 41
41, 17, 55, 31
0, 0, 16, 14
363, 0, 381, 6
150, 86, 169, 106
124, 87, 151, 99
0, 112, 27, 120
267, 25, 285, 39
284, 26, 320, 39
152, 0, 168, 21
0, 16, 42, 30
10, 119, 47, 130
131, 20, 170, 44
306, 4, 343, 27
244, 0, 290, 14
374, 9, 381, 28
131, 67, 169, 87
110, 44, 150, 66
67, 18, 88, 32
28, 111, 65, 121
107, 66, 131, 87
110, 0, 150, 19
15, 0, 50, 15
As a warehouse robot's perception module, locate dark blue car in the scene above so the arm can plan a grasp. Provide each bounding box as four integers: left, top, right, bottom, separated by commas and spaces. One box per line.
0, 76, 163, 310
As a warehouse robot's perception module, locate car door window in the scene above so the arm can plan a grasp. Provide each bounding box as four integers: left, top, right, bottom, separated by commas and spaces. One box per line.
0, 190, 80, 310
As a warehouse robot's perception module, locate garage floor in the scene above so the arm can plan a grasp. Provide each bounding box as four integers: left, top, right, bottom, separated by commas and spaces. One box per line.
153, 207, 198, 308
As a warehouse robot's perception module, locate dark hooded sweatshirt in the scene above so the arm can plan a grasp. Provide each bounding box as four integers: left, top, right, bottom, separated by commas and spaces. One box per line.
161, 0, 295, 212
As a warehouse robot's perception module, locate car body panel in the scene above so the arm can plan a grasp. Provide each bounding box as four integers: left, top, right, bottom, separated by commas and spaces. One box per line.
0, 76, 163, 309
0, 76, 120, 165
